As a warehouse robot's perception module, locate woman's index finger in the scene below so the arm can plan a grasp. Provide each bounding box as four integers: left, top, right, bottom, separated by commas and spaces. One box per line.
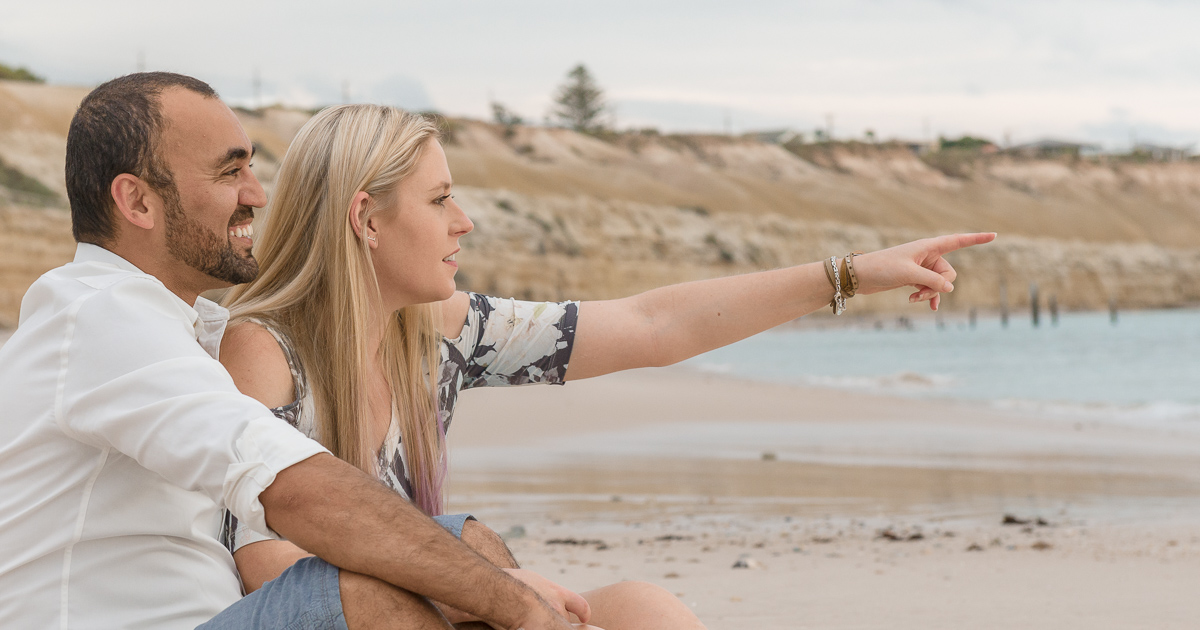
934, 232, 997, 255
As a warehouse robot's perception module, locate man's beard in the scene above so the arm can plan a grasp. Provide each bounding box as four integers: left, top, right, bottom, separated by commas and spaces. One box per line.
160, 182, 259, 285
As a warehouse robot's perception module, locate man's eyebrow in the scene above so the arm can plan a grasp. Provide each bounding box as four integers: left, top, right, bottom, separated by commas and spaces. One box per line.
213, 145, 256, 170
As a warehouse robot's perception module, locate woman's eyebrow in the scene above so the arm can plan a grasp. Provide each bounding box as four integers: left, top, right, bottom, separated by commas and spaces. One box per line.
427, 180, 452, 193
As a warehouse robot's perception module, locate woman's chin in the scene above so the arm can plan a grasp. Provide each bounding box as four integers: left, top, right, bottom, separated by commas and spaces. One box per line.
430, 283, 457, 303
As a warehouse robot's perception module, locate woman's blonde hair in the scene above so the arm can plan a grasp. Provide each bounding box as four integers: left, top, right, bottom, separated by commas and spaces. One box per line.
224, 104, 447, 515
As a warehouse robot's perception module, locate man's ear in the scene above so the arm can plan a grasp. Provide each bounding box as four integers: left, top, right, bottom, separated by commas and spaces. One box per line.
110, 174, 158, 231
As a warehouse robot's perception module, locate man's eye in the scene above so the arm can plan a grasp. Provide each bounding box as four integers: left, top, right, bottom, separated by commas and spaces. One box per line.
226, 168, 241, 177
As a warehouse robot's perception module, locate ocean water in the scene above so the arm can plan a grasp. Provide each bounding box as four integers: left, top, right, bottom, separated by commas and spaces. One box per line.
684, 308, 1200, 425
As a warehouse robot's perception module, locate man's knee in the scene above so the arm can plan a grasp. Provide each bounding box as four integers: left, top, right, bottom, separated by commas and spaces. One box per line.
338, 569, 452, 630
460, 519, 519, 569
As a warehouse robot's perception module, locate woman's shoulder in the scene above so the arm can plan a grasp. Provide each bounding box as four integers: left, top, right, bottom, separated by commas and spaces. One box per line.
437, 291, 476, 341
219, 319, 296, 409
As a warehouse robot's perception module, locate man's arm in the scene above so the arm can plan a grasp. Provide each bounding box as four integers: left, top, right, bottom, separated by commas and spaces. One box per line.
263, 453, 570, 630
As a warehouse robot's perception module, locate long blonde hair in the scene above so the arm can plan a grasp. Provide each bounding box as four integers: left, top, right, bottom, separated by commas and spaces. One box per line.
224, 105, 447, 515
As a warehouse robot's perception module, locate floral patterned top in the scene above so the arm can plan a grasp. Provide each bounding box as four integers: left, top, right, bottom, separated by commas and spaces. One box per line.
221, 293, 579, 553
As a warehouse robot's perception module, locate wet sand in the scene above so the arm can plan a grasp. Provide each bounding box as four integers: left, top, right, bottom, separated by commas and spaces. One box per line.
447, 368, 1200, 629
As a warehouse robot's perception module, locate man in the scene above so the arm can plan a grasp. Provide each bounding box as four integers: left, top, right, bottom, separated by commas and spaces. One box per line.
0, 72, 583, 630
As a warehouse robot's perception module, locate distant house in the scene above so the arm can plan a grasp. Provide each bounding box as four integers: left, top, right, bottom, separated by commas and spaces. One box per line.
1007, 139, 1102, 158
897, 140, 937, 155
1131, 142, 1193, 162
746, 129, 802, 145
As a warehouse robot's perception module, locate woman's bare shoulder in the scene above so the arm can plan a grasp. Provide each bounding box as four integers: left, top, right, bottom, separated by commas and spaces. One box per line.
219, 320, 296, 408
437, 291, 473, 340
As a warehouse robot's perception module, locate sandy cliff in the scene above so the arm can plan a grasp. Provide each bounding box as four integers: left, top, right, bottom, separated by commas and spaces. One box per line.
2, 79, 1198, 327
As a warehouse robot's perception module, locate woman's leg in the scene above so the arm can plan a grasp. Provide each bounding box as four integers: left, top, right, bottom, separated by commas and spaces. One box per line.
580, 581, 707, 630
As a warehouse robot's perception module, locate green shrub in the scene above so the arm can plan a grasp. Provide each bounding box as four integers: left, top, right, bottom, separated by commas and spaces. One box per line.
0, 62, 45, 83
0, 158, 58, 206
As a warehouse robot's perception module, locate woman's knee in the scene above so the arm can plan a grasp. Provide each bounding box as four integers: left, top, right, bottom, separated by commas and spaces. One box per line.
338, 569, 452, 630
583, 581, 706, 630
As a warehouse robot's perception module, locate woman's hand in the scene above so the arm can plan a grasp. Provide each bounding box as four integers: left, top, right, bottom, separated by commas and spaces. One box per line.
853, 232, 996, 311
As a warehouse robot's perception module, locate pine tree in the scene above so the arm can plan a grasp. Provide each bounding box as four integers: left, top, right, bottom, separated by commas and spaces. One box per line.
552, 64, 606, 132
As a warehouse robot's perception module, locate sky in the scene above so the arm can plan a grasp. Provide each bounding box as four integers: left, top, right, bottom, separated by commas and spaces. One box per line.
2, 0, 1198, 150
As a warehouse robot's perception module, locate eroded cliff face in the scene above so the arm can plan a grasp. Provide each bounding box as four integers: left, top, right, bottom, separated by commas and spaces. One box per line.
449, 186, 1200, 316
2, 80, 1199, 327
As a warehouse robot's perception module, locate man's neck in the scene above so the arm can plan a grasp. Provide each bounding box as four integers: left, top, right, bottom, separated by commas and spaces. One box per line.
105, 241, 214, 306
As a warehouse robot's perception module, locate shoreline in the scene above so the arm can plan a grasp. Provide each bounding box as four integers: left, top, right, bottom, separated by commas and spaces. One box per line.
448, 366, 1200, 629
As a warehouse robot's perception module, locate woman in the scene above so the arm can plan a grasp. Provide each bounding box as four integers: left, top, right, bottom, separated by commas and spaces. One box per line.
218, 104, 993, 628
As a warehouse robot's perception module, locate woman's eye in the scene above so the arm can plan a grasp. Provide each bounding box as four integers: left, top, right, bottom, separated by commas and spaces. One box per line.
435, 194, 454, 206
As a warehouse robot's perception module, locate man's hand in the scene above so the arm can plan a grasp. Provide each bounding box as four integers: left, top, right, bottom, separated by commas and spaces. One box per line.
441, 569, 592, 628
509, 599, 594, 630
503, 569, 591, 624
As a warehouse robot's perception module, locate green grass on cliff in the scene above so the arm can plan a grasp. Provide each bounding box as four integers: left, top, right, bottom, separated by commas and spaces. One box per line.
0, 62, 44, 83
0, 158, 58, 206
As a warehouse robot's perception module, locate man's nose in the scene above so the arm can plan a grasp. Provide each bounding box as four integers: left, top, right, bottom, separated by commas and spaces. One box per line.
242, 168, 268, 208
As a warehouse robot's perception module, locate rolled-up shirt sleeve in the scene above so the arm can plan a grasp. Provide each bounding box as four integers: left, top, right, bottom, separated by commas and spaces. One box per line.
56, 277, 327, 540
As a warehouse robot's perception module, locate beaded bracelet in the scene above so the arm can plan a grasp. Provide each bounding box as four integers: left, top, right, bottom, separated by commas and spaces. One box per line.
828, 256, 846, 315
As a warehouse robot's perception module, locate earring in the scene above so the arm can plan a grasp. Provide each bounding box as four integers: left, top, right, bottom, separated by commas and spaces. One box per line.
366, 236, 377, 243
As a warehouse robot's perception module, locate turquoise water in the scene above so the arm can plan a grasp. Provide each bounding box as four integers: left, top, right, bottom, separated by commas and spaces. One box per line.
684, 308, 1200, 422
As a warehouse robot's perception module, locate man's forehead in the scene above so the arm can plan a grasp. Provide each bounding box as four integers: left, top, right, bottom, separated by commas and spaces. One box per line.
158, 88, 251, 162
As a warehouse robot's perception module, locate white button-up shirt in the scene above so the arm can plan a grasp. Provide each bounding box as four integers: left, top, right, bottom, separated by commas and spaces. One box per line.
0, 244, 329, 629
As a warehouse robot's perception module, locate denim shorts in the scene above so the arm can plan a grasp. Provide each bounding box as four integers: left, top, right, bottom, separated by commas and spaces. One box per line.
198, 513, 474, 630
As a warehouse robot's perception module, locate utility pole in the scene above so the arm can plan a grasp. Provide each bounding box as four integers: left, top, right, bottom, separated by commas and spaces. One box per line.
252, 68, 262, 110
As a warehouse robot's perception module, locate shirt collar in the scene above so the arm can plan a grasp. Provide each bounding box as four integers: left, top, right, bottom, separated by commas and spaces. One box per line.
72, 243, 231, 359
73, 242, 146, 274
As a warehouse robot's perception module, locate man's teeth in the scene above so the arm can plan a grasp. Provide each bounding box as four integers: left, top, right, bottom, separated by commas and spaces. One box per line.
229, 224, 254, 239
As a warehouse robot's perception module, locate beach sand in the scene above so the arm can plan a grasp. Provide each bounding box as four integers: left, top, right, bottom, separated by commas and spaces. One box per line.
447, 368, 1200, 629
2, 324, 1195, 628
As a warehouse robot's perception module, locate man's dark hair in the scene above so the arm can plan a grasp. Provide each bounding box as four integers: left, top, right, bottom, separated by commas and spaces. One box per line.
65, 72, 218, 245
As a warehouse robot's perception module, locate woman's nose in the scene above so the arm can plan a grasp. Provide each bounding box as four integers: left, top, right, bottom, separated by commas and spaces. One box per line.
451, 201, 473, 236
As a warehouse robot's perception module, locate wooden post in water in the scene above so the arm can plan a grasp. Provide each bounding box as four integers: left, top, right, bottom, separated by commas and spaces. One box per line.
1109, 298, 1118, 325
969, 308, 977, 329
999, 279, 1009, 328
1029, 282, 1040, 327
1049, 295, 1059, 326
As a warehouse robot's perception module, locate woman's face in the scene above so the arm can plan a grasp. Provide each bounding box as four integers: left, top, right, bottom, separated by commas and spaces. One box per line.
369, 139, 473, 310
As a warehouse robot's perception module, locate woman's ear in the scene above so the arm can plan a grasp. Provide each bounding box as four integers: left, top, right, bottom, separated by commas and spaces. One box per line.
348, 191, 373, 245
363, 216, 380, 248
111, 174, 158, 230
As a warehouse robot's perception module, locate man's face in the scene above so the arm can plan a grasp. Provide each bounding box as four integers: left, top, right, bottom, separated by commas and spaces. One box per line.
154, 89, 266, 288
